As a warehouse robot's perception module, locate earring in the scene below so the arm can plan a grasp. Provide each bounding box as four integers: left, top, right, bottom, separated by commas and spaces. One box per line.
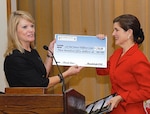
128, 35, 130, 39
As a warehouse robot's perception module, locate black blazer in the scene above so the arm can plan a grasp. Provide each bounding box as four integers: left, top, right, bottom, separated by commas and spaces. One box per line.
4, 49, 49, 87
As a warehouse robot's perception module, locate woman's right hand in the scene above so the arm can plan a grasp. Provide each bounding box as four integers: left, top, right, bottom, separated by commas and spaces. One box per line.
96, 34, 107, 40
48, 39, 56, 53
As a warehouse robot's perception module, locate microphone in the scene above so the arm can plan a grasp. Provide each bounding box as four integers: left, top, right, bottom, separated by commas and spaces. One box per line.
43, 45, 66, 94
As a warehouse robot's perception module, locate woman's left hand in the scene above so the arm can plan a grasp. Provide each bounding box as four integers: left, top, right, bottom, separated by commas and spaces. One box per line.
107, 95, 123, 111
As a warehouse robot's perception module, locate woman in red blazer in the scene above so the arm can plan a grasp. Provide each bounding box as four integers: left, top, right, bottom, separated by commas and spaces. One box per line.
96, 14, 150, 114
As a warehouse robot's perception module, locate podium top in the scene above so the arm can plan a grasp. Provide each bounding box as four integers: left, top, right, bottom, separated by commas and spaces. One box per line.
3, 87, 87, 114
5, 87, 49, 94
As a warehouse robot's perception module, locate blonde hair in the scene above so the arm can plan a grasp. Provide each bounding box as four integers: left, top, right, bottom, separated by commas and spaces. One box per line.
4, 10, 35, 57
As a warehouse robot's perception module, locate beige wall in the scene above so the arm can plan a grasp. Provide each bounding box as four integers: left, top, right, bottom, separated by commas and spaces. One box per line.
12, 0, 150, 104
0, 0, 17, 92
0, 0, 9, 92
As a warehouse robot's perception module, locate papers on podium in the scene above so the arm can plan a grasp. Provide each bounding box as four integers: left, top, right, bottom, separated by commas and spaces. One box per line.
53, 34, 107, 68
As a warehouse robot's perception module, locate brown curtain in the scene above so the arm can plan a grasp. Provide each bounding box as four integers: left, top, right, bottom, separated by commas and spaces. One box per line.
15, 0, 150, 104
7, 0, 11, 20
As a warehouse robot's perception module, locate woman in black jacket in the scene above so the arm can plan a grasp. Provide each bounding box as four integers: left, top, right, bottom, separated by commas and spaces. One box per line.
4, 10, 83, 88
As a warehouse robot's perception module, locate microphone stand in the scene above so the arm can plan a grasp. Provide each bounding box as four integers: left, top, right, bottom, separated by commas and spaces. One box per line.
52, 53, 66, 94
43, 45, 66, 94
43, 45, 67, 114
51, 52, 67, 114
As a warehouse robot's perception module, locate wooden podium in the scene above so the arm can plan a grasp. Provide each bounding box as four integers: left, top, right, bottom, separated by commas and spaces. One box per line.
0, 87, 86, 114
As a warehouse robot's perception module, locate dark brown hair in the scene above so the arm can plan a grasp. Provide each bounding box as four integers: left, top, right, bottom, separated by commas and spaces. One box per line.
113, 14, 144, 44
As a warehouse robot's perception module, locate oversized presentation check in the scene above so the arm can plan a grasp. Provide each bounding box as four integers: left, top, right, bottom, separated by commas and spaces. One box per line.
53, 34, 107, 68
